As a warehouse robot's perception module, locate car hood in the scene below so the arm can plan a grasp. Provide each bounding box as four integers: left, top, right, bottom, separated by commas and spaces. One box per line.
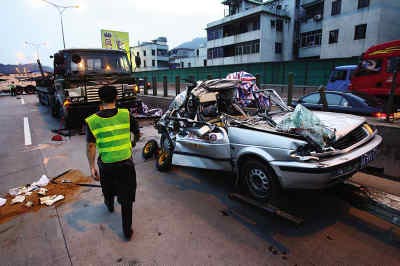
272, 111, 366, 140
312, 111, 366, 140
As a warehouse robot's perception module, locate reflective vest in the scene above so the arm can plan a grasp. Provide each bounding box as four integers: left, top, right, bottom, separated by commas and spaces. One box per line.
85, 108, 132, 163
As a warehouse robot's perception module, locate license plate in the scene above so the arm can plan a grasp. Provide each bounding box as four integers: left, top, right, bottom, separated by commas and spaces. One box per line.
360, 148, 377, 169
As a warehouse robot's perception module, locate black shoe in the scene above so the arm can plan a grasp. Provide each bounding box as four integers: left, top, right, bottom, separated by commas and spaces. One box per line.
124, 228, 133, 240
104, 198, 114, 213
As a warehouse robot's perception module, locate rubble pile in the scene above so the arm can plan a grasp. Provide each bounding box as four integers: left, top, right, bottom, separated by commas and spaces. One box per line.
0, 169, 91, 224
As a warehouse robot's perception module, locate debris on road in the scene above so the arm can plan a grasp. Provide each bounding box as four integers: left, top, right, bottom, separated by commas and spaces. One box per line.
31, 174, 50, 187
40, 195, 65, 206
37, 188, 48, 196
11, 195, 25, 204
0, 198, 7, 206
0, 169, 91, 224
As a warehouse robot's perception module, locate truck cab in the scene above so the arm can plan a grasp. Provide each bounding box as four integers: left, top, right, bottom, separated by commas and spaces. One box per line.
39, 48, 139, 128
326, 65, 357, 92
349, 40, 400, 97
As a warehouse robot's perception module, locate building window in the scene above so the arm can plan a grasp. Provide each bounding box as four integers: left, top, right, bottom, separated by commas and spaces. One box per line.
207, 47, 224, 59
207, 27, 223, 41
276, 19, 283, 32
329, 29, 339, 44
151, 49, 155, 56
358, 0, 369, 9
196, 49, 199, 56
275, 42, 282, 54
203, 59, 207, 67
354, 24, 367, 40
331, 0, 341, 16
301, 30, 322, 47
188, 62, 191, 68
143, 50, 146, 56
233, 40, 260, 56
270, 20, 275, 28
152, 60, 155, 67
143, 60, 146, 67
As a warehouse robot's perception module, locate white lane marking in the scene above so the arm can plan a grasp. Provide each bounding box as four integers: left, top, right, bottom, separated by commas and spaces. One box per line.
21, 98, 25, 104
24, 117, 32, 146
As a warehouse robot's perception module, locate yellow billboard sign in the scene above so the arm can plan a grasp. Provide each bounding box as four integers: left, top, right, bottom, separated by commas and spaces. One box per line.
101, 29, 130, 61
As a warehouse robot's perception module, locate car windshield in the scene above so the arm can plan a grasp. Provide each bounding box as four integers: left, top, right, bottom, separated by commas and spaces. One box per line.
70, 52, 131, 74
355, 59, 382, 76
331, 70, 347, 80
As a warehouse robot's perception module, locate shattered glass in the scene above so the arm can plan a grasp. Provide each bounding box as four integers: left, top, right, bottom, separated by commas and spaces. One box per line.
276, 104, 336, 148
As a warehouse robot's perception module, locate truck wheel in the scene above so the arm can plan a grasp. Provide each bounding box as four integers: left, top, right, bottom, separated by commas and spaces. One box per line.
156, 149, 172, 172
15, 86, 23, 95
142, 140, 158, 159
240, 159, 280, 202
25, 85, 35, 94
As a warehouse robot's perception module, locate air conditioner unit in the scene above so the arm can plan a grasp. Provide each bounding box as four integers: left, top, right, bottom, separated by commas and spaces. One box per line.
314, 14, 322, 21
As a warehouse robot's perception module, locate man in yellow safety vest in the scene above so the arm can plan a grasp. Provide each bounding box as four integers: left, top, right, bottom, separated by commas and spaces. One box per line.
85, 85, 140, 240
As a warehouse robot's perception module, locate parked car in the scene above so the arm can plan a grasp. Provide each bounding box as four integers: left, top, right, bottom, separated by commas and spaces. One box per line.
145, 79, 382, 202
293, 91, 384, 116
326, 65, 357, 92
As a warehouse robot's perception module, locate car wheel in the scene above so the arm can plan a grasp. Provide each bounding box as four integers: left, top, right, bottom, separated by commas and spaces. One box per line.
142, 140, 158, 159
240, 159, 280, 202
156, 149, 172, 172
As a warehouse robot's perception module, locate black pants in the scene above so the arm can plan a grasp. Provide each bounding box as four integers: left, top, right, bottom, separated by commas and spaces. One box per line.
98, 158, 137, 235
10, 88, 16, 96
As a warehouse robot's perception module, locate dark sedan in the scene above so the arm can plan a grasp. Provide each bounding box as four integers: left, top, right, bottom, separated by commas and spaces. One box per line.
293, 91, 383, 116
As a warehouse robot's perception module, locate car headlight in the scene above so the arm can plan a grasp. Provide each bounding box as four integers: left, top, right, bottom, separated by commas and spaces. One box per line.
290, 144, 319, 161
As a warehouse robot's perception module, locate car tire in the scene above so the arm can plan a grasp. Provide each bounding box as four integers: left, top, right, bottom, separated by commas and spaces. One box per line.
142, 140, 158, 159
240, 159, 280, 202
156, 149, 172, 172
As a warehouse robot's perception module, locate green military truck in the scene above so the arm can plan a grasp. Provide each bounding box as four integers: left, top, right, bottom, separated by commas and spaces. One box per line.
36, 48, 139, 128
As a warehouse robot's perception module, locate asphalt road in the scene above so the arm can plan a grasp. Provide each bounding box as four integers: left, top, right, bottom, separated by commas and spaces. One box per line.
0, 94, 399, 266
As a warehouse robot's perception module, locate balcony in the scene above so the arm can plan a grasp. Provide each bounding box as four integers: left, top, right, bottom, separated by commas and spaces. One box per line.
207, 30, 261, 48
301, 0, 323, 8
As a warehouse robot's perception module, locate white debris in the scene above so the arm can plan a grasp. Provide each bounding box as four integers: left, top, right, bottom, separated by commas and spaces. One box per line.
31, 174, 50, 187
37, 188, 48, 196
40, 195, 64, 206
9, 186, 28, 196
11, 195, 26, 204
25, 191, 32, 196
0, 198, 6, 206
25, 201, 33, 208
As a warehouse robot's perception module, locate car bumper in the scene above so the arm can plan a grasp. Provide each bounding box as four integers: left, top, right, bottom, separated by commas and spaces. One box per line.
270, 135, 382, 189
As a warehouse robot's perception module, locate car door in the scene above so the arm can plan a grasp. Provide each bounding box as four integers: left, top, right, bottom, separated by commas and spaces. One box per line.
325, 93, 352, 113
298, 93, 322, 110
172, 125, 232, 171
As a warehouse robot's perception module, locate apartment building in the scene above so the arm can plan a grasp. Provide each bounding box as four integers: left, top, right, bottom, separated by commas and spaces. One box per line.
169, 46, 207, 68
206, 0, 400, 66
206, 0, 296, 66
131, 37, 169, 70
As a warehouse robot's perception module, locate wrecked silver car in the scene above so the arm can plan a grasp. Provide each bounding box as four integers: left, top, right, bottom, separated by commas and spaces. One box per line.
148, 78, 382, 201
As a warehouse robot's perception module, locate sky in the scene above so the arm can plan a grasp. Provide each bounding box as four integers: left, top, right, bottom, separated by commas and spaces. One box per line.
0, 0, 225, 66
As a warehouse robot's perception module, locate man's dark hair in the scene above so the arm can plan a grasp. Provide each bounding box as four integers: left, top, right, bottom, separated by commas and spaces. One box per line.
99, 85, 117, 103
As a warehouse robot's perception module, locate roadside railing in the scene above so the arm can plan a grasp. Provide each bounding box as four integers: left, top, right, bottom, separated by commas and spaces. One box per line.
137, 75, 320, 100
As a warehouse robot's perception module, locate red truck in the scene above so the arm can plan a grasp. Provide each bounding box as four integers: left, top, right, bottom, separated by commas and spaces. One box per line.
349, 40, 400, 97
